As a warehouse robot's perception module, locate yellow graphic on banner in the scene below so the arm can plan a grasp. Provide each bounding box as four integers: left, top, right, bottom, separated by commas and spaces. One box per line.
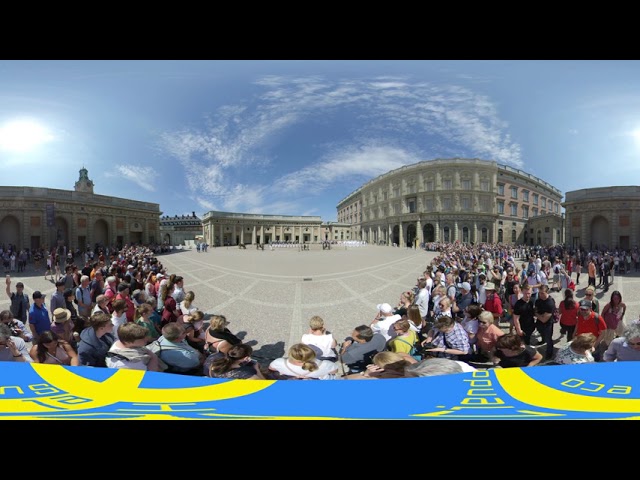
495, 368, 640, 413
0, 364, 275, 414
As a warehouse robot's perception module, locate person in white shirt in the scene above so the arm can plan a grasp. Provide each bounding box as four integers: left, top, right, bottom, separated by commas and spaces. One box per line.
414, 279, 430, 321
370, 303, 401, 341
110, 299, 128, 341
301, 315, 337, 361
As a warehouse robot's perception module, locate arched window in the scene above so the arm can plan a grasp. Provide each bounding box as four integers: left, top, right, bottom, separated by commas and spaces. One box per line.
498, 229, 503, 243
512, 229, 517, 243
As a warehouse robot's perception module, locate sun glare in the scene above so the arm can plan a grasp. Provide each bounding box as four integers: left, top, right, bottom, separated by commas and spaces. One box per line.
0, 119, 54, 153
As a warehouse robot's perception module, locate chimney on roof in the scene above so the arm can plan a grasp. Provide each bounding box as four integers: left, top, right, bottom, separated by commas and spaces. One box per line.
192, 211, 196, 218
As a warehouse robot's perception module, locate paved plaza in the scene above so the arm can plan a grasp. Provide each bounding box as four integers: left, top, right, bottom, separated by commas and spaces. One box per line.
3, 245, 640, 363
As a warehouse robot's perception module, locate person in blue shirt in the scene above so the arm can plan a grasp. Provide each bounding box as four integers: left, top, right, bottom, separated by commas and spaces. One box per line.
28, 291, 51, 343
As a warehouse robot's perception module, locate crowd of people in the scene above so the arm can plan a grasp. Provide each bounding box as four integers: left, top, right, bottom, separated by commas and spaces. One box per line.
2, 240, 640, 379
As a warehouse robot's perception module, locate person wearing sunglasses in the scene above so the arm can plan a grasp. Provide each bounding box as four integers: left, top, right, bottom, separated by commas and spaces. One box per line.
0, 323, 32, 362
583, 286, 600, 314
574, 299, 607, 360
603, 323, 640, 362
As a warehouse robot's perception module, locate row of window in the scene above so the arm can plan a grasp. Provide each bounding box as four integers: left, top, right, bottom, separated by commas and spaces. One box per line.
496, 201, 559, 218
497, 184, 558, 211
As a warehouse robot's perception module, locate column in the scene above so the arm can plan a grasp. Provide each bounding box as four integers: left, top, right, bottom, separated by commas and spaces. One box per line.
252, 226, 257, 244
260, 225, 264, 244
416, 218, 422, 245
377, 225, 381, 244
71, 211, 77, 250
611, 210, 618, 249
399, 221, 404, 247
632, 209, 639, 248
231, 225, 236, 246
388, 224, 392, 246
111, 215, 116, 247
581, 213, 588, 250
435, 219, 440, 242
368, 227, 372, 242
453, 220, 459, 242
473, 220, 478, 244
218, 223, 223, 246
241, 225, 245, 244
22, 210, 29, 251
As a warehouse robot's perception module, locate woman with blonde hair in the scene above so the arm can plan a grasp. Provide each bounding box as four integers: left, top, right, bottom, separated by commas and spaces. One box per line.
394, 290, 414, 319
475, 310, 504, 362
268, 343, 338, 379
179, 291, 197, 316
300, 315, 337, 361
179, 310, 206, 351
204, 314, 241, 354
388, 319, 419, 356
134, 303, 161, 342
554, 333, 596, 365
345, 351, 413, 379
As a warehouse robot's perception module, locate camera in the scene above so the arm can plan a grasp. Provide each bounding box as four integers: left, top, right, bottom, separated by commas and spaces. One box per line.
344, 337, 354, 343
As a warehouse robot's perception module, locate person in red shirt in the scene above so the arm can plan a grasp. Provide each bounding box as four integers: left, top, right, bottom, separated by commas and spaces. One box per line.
115, 282, 135, 323
559, 288, 579, 341
574, 299, 607, 360
483, 283, 503, 323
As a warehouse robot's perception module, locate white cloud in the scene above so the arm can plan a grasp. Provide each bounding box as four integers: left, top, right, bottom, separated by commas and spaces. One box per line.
160, 74, 523, 212
109, 164, 158, 192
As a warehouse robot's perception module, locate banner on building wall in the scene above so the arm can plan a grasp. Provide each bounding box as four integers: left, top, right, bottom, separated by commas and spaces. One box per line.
45, 204, 55, 227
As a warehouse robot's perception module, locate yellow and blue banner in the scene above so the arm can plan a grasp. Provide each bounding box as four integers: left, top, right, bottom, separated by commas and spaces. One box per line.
0, 362, 639, 419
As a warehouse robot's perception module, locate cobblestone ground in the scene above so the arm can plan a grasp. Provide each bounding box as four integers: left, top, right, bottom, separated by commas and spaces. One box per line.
2, 246, 639, 363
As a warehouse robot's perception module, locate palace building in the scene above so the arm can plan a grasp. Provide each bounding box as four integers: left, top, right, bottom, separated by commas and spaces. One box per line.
0, 168, 160, 251
336, 158, 564, 246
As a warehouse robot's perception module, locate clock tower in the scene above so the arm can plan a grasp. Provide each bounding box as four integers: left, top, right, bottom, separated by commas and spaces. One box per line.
74, 167, 94, 194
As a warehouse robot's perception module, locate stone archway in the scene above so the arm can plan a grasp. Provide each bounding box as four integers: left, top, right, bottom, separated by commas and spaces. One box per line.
0, 215, 20, 249
423, 223, 435, 242
392, 225, 400, 245
591, 215, 610, 249
406, 224, 417, 247
54, 217, 69, 247
94, 219, 109, 248
163, 233, 171, 245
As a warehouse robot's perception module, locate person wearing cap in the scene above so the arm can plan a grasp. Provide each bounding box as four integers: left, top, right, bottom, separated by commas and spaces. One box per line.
5, 276, 29, 324
574, 298, 607, 359
49, 308, 76, 346
483, 282, 503, 324
371, 303, 401, 341
28, 291, 50, 343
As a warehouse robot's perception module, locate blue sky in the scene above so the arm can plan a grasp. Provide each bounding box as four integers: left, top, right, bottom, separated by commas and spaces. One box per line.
1, 60, 639, 221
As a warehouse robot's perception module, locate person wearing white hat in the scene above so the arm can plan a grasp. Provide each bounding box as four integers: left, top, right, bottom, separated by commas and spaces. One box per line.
370, 303, 401, 341
483, 282, 503, 324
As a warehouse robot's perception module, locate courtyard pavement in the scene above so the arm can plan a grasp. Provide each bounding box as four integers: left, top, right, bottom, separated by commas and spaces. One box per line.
3, 245, 640, 363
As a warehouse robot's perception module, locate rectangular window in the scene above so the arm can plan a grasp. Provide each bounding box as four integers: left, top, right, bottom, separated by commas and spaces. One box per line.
545, 227, 550, 233
31, 216, 41, 227
498, 184, 505, 195
373, 195, 377, 204
555, 203, 559, 213
523, 206, 529, 219
480, 180, 490, 192
425, 180, 434, 192
393, 187, 400, 198
533, 194, 539, 205
407, 199, 416, 213
510, 204, 518, 216
383, 191, 388, 201
497, 201, 504, 214
461, 197, 471, 211
425, 198, 434, 211
442, 197, 452, 210
480, 197, 490, 212
511, 186, 518, 199
541, 197, 547, 208
461, 179, 471, 190
443, 179, 452, 190
408, 184, 416, 194
533, 208, 538, 217
523, 190, 529, 202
